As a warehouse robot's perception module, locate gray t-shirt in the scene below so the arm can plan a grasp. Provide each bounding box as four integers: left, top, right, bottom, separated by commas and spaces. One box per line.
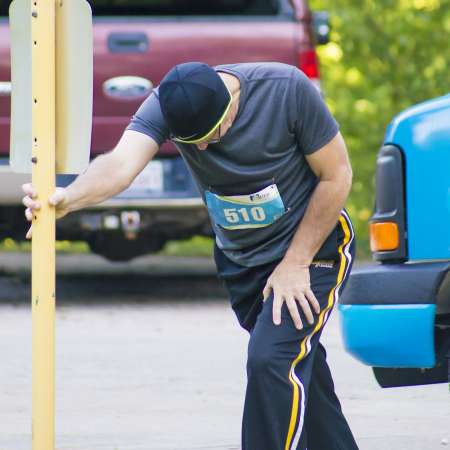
126, 62, 339, 267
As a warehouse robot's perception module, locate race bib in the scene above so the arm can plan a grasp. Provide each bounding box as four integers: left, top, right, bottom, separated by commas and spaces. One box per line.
205, 184, 286, 230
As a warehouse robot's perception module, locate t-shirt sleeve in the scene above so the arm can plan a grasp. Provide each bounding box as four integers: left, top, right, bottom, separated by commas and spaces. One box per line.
125, 87, 170, 146
290, 68, 339, 155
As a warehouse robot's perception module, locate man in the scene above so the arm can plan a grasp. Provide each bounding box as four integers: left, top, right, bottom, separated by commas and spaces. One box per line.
22, 61, 358, 450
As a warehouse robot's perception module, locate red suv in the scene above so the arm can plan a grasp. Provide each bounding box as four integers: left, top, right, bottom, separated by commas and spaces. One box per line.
0, 0, 329, 260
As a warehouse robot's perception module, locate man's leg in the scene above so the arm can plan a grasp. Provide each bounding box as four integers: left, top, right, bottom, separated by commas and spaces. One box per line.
305, 342, 359, 450
241, 212, 356, 450
242, 296, 322, 450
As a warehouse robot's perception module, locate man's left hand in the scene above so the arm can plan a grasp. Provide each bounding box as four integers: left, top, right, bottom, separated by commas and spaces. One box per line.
262, 260, 320, 330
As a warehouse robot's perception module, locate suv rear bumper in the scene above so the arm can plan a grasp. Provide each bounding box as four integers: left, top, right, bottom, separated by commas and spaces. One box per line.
85, 197, 204, 209
339, 262, 450, 369
0, 156, 211, 241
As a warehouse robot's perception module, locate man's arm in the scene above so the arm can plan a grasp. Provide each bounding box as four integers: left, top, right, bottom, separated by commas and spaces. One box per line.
284, 132, 352, 265
22, 130, 159, 237
263, 132, 352, 329
61, 130, 159, 212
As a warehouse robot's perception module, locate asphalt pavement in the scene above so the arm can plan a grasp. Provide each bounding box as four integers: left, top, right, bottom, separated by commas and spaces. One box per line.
0, 252, 449, 450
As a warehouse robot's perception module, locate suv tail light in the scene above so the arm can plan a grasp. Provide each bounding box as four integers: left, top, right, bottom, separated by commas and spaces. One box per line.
370, 145, 407, 262
298, 49, 320, 80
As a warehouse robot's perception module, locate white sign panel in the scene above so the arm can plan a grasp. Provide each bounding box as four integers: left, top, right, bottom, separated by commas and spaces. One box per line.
9, 0, 32, 174
9, 0, 93, 174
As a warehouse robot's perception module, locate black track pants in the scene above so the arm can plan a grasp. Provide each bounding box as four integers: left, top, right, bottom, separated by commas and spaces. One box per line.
214, 211, 359, 450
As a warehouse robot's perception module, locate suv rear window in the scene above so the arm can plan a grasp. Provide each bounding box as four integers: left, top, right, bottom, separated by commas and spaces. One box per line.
1, 0, 279, 17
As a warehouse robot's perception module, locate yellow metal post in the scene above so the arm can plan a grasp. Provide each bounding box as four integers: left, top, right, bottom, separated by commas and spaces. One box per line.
9, 0, 92, 446
31, 0, 56, 448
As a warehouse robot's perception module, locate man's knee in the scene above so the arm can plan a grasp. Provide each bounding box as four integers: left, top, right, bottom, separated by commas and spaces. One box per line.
247, 335, 280, 380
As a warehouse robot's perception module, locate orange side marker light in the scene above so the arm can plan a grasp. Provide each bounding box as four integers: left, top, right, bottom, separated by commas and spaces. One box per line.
370, 222, 399, 252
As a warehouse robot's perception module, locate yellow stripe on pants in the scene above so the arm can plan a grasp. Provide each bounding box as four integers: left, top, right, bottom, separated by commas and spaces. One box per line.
284, 214, 352, 450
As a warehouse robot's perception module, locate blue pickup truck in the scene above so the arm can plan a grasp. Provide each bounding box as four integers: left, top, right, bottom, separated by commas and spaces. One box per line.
339, 94, 450, 387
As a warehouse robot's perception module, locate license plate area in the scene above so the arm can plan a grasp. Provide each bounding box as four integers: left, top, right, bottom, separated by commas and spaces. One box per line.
118, 160, 164, 197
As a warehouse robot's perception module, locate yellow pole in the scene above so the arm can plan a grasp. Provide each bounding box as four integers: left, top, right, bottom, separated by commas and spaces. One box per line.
31, 0, 56, 448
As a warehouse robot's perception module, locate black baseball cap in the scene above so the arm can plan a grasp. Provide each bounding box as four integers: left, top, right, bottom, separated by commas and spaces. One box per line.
159, 62, 232, 143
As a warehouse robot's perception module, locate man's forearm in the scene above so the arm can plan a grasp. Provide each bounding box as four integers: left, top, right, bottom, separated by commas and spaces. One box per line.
65, 152, 131, 213
283, 174, 352, 266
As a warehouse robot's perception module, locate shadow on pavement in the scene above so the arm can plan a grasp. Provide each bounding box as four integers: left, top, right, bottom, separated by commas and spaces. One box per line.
0, 252, 227, 303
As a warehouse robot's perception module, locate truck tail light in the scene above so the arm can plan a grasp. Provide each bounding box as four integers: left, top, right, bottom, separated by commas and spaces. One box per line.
370, 222, 399, 252
370, 145, 407, 262
298, 49, 320, 80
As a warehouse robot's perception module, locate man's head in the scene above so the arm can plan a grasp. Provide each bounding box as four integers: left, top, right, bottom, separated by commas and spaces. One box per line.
159, 62, 237, 150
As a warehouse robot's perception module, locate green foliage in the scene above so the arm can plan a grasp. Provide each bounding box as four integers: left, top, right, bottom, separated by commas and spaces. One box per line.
0, 238, 88, 253
161, 236, 214, 257
310, 0, 450, 257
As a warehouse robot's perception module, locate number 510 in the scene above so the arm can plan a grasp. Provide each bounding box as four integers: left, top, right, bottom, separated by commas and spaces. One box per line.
224, 207, 266, 223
